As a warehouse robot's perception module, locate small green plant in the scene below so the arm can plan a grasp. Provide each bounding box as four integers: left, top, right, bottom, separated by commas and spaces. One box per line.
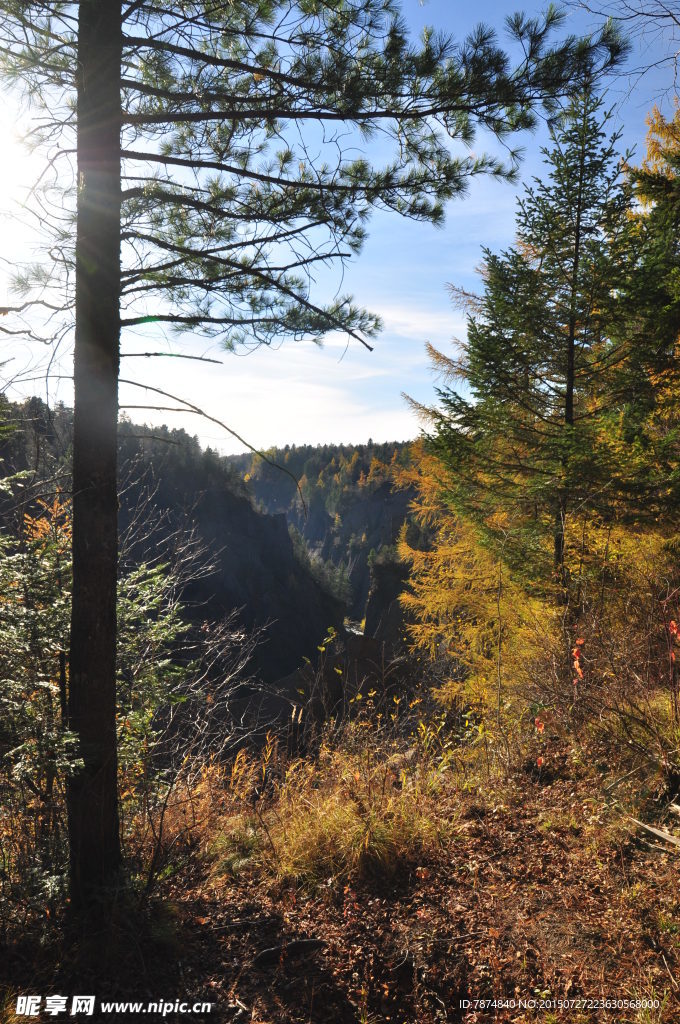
211, 818, 263, 877
656, 912, 679, 936
632, 989, 671, 1024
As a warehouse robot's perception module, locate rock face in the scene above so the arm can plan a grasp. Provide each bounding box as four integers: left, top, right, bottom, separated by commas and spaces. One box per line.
0, 404, 346, 685
363, 556, 409, 651
315, 480, 412, 620
0, 402, 408, 684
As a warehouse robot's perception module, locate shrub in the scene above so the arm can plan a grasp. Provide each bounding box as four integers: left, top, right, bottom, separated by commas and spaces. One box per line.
213, 723, 455, 888
0, 486, 255, 928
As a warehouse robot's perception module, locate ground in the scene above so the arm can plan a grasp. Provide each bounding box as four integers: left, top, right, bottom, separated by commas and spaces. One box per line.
167, 739, 679, 1024
2, 737, 678, 1024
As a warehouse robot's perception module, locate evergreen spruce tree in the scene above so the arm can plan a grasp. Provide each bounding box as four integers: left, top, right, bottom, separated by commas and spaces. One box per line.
427, 90, 649, 594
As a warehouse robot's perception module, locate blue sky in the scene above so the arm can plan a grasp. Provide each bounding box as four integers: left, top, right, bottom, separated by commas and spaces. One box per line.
2, 2, 676, 455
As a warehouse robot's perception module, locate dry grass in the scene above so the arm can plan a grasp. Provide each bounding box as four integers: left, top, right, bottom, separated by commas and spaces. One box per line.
212, 724, 455, 887
192, 724, 680, 1023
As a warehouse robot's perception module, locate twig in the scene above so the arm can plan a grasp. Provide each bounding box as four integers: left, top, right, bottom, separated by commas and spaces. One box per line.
412, 931, 486, 943
604, 765, 643, 793
121, 351, 223, 364
253, 938, 327, 967
627, 816, 680, 850
253, 802, 281, 867
662, 953, 678, 990
210, 918, 268, 931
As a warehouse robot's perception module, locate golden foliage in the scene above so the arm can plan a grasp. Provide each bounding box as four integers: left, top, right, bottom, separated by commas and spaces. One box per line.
396, 423, 680, 784
642, 101, 680, 178
23, 490, 71, 553
397, 441, 554, 726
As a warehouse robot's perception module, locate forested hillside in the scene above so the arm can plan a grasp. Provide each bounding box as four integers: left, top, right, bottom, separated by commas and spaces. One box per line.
0, 399, 414, 666
227, 442, 413, 618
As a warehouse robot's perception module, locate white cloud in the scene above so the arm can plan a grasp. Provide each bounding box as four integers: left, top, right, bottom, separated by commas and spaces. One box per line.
119, 354, 424, 454
374, 303, 466, 346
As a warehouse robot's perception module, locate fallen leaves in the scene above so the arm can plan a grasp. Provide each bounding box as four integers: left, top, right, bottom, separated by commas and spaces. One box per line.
156, 737, 680, 1023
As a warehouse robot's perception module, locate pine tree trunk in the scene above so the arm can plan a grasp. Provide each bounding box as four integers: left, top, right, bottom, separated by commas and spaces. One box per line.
67, 0, 122, 915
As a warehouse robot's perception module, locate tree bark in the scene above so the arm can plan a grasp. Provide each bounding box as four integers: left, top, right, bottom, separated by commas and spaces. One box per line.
67, 0, 122, 915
